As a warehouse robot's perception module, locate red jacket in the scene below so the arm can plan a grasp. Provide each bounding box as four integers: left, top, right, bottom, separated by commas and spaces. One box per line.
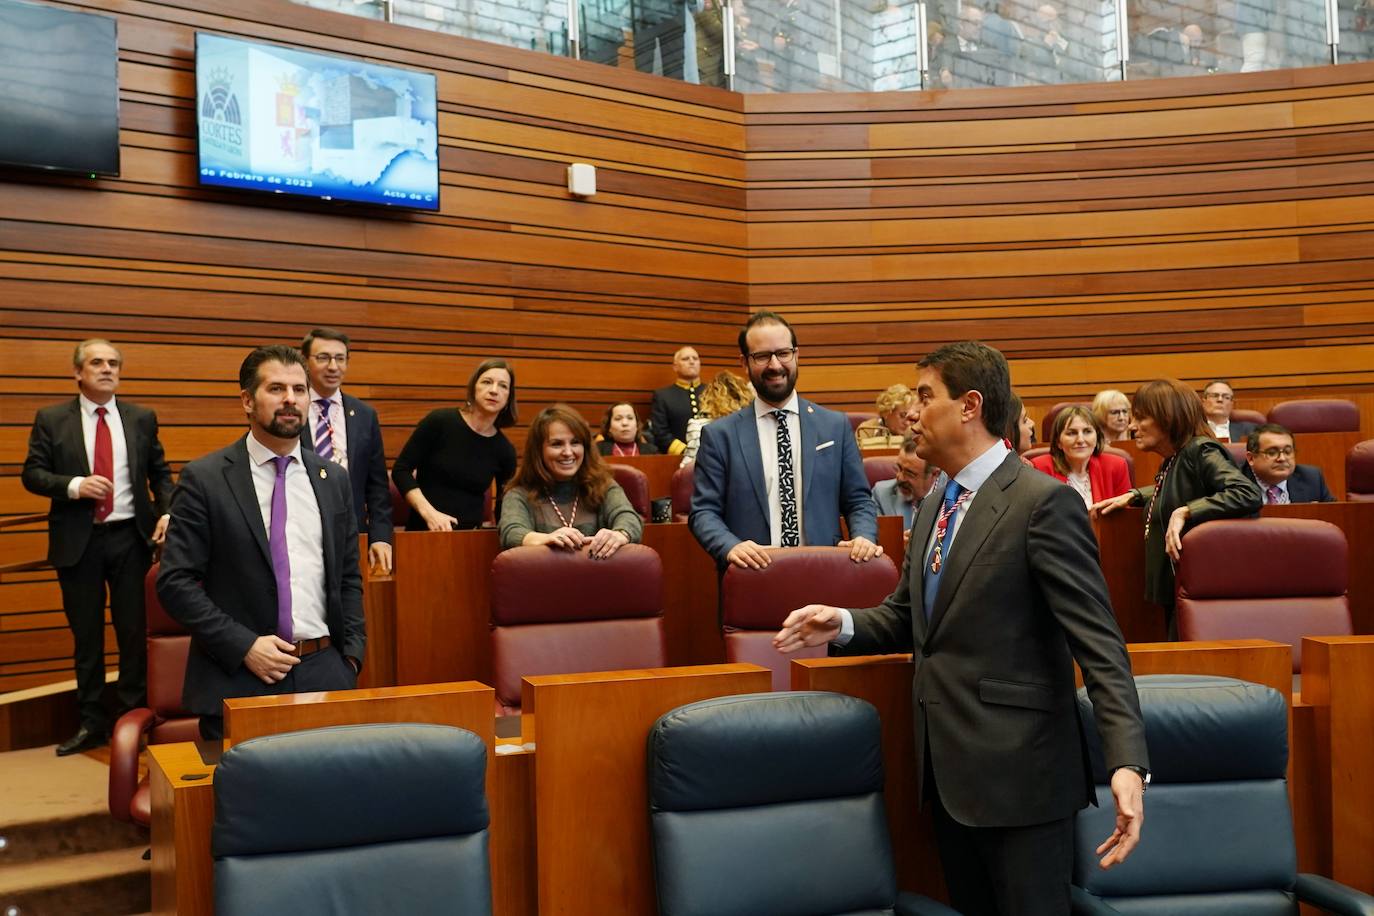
1030, 452, 1132, 503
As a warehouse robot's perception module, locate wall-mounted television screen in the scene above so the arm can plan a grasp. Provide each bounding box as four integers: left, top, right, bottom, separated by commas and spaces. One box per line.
0, 0, 120, 176
195, 33, 440, 210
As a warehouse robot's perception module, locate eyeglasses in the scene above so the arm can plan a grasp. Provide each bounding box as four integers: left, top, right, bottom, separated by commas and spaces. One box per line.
1204, 392, 1234, 401
1256, 446, 1295, 459
310, 354, 348, 366
1107, 408, 1131, 417
746, 347, 798, 368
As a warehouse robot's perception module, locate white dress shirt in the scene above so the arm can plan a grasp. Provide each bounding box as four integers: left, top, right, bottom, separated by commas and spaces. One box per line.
1207, 419, 1231, 440
753, 393, 804, 546
308, 388, 348, 469
244, 432, 329, 640
65, 393, 134, 522
1262, 478, 1290, 504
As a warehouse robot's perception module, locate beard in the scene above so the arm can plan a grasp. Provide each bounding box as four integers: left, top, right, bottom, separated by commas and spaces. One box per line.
750, 363, 798, 404
265, 408, 303, 438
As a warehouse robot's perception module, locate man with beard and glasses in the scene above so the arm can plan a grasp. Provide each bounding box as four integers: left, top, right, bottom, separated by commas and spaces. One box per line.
689, 310, 880, 568
158, 345, 365, 741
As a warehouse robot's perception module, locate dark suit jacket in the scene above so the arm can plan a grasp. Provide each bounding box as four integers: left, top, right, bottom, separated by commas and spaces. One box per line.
689, 398, 878, 564
843, 453, 1147, 828
157, 436, 366, 716
648, 382, 701, 454
299, 392, 393, 545
21, 397, 174, 568
1242, 463, 1335, 504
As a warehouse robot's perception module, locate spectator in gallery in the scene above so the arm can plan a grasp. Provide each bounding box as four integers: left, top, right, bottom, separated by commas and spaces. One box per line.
871, 432, 938, 530
392, 358, 517, 531
1031, 405, 1133, 508
1200, 379, 1257, 442
1242, 423, 1335, 504
1093, 388, 1134, 442
597, 402, 659, 457
855, 383, 918, 449
648, 345, 704, 456
680, 370, 754, 466
500, 404, 643, 557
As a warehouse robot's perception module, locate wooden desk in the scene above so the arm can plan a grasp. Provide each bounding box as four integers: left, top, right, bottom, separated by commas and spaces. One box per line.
149, 742, 215, 916
1114, 432, 1362, 495
522, 663, 771, 916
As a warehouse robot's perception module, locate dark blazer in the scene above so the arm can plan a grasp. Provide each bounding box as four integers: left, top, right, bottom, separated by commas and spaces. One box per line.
689, 398, 878, 565
299, 392, 393, 546
1242, 463, 1335, 504
648, 382, 701, 454
1132, 436, 1263, 608
843, 453, 1147, 828
21, 397, 174, 568
157, 436, 366, 716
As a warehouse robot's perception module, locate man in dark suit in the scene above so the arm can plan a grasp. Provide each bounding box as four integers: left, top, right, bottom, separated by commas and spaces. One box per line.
690, 310, 879, 569
22, 339, 175, 755
648, 345, 703, 456
1244, 423, 1335, 504
1202, 379, 1257, 443
299, 327, 394, 573
774, 341, 1148, 915
158, 345, 365, 741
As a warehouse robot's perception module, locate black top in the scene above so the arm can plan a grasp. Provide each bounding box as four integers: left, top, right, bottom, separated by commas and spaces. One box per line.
392, 408, 516, 530
649, 382, 701, 453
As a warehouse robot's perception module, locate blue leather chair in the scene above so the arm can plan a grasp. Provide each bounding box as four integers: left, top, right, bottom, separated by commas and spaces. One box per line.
1073, 675, 1374, 915
212, 723, 492, 916
647, 691, 958, 916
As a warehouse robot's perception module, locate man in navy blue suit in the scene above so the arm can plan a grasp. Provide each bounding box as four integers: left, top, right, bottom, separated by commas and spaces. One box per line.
299, 328, 394, 573
1243, 423, 1336, 504
689, 311, 880, 568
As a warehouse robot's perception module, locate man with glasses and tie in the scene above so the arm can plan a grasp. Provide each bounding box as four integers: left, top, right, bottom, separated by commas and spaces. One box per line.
158, 345, 365, 741
1201, 379, 1258, 442
299, 328, 393, 574
1243, 423, 1335, 504
689, 310, 879, 569
774, 341, 1148, 916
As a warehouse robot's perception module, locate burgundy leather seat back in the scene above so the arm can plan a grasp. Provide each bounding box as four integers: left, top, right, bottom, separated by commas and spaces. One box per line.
490, 544, 665, 712
1230, 408, 1267, 426
1022, 446, 1050, 463
1102, 445, 1134, 480
1346, 439, 1374, 501
1041, 402, 1090, 447
143, 566, 198, 742
721, 547, 900, 691
1222, 440, 1248, 467
609, 464, 651, 520
1175, 519, 1351, 673
847, 411, 877, 432
863, 456, 897, 488
1267, 399, 1360, 433
670, 464, 694, 522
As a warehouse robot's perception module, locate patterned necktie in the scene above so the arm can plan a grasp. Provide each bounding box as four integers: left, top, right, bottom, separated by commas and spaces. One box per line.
93, 406, 114, 521
1266, 484, 1284, 505
269, 455, 294, 642
772, 409, 799, 547
314, 399, 334, 462
923, 479, 970, 621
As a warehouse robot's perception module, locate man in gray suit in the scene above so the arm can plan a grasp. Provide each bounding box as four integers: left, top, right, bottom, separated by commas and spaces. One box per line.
871, 432, 937, 532
775, 341, 1148, 916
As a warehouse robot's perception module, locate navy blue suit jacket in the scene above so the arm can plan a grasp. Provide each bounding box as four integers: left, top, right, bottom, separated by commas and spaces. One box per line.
688, 398, 877, 564
300, 392, 393, 546
1243, 463, 1335, 503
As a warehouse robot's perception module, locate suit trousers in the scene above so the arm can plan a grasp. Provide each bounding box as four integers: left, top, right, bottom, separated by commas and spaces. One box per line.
56, 520, 151, 728
198, 647, 358, 741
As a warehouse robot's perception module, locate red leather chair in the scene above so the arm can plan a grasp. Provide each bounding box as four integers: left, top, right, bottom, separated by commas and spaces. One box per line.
863, 456, 897, 488
1102, 444, 1135, 480
721, 547, 900, 691
609, 463, 651, 520
109, 564, 199, 825
1267, 399, 1360, 433
670, 463, 694, 522
1040, 401, 1090, 446
1222, 440, 1248, 467
1175, 519, 1351, 676
489, 544, 666, 715
1230, 408, 1267, 427
1023, 446, 1050, 463
1347, 439, 1374, 501
846, 411, 878, 432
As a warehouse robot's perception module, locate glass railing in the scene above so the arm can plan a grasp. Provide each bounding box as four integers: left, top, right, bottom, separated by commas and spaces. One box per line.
293, 0, 1359, 90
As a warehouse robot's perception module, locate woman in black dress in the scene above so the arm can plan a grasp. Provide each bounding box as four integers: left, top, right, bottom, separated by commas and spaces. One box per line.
392, 358, 518, 530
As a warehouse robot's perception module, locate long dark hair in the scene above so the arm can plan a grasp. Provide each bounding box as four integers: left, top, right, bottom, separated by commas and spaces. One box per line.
511, 404, 614, 508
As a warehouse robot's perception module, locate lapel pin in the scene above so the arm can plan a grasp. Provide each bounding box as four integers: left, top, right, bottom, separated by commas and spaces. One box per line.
319, 468, 327, 479
348, 409, 355, 416
806, 405, 814, 413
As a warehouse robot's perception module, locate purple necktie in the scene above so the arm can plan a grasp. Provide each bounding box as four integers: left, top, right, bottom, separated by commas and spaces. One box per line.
270, 455, 294, 642
314, 399, 333, 461
1266, 484, 1283, 505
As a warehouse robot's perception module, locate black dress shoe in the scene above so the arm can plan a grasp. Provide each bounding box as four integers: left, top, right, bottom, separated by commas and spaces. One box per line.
56, 725, 108, 756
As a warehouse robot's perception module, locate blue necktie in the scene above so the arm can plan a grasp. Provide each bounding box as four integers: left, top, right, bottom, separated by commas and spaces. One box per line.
923, 479, 967, 622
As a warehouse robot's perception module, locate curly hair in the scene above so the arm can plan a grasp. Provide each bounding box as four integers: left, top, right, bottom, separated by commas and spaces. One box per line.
698, 371, 754, 419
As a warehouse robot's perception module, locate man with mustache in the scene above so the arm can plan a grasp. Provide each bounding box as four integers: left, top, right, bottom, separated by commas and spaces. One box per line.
690, 310, 880, 568
1242, 423, 1335, 503
158, 345, 365, 741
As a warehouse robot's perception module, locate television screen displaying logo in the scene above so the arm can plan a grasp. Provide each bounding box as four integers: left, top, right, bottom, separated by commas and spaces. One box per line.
195, 33, 439, 210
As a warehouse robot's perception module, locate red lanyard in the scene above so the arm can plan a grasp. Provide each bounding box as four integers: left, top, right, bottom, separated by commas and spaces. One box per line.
1143, 454, 1177, 542
929, 489, 973, 573
611, 442, 638, 456
546, 491, 579, 529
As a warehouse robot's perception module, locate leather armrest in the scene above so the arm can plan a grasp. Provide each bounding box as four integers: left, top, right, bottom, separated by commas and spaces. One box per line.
1296, 873, 1374, 915
896, 891, 962, 916
108, 707, 156, 822
1070, 885, 1123, 915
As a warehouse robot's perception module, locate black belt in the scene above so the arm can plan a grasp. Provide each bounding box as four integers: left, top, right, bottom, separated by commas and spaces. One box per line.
93, 518, 137, 532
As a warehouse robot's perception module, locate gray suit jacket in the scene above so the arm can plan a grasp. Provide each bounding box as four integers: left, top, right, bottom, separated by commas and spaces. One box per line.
844, 453, 1147, 828
871, 479, 918, 528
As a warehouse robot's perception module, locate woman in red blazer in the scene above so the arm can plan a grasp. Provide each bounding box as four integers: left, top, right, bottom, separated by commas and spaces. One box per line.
1031, 405, 1132, 507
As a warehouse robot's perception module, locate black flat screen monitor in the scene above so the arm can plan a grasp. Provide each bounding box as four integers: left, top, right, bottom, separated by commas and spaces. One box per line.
0, 0, 120, 176
195, 33, 440, 210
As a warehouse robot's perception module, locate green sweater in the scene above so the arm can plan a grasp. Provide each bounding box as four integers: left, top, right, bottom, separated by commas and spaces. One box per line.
498, 479, 644, 549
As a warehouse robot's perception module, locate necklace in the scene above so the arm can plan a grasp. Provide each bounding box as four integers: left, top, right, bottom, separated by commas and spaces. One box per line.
612, 441, 639, 456
546, 489, 579, 528
1143, 454, 1177, 542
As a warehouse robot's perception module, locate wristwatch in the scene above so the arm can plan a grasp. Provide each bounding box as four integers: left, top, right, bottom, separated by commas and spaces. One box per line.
1118, 765, 1151, 792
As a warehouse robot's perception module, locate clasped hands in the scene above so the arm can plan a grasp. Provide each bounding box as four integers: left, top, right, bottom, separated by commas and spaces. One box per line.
526, 526, 628, 559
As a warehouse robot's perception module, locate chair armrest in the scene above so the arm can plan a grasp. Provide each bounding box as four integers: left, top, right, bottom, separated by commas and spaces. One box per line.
1296, 874, 1374, 915
1071, 885, 1123, 915
896, 891, 962, 916
108, 707, 156, 822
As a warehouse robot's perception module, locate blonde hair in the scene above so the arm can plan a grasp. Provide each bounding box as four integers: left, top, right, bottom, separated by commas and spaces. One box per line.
699, 371, 753, 419
1091, 389, 1129, 429
875, 384, 913, 416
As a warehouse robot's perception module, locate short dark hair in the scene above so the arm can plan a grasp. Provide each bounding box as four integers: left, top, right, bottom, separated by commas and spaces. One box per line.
300, 327, 350, 358
738, 310, 797, 357
464, 358, 518, 429
917, 341, 1011, 439
1131, 378, 1209, 451
1246, 423, 1293, 454
601, 401, 647, 445
239, 345, 307, 395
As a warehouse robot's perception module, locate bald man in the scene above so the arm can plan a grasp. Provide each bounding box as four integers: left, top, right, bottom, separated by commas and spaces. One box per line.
648, 346, 703, 456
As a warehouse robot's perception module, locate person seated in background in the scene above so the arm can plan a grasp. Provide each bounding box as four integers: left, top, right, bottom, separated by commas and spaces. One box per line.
597, 402, 659, 457
648, 345, 703, 456
1201, 379, 1257, 442
1093, 388, 1134, 442
1005, 391, 1036, 457
1032, 405, 1132, 508
855, 383, 916, 449
499, 404, 643, 557
680, 370, 753, 466
392, 359, 517, 530
1243, 423, 1335, 504
871, 433, 937, 530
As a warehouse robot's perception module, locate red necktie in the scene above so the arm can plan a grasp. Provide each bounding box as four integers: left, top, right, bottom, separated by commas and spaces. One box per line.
93, 406, 114, 521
